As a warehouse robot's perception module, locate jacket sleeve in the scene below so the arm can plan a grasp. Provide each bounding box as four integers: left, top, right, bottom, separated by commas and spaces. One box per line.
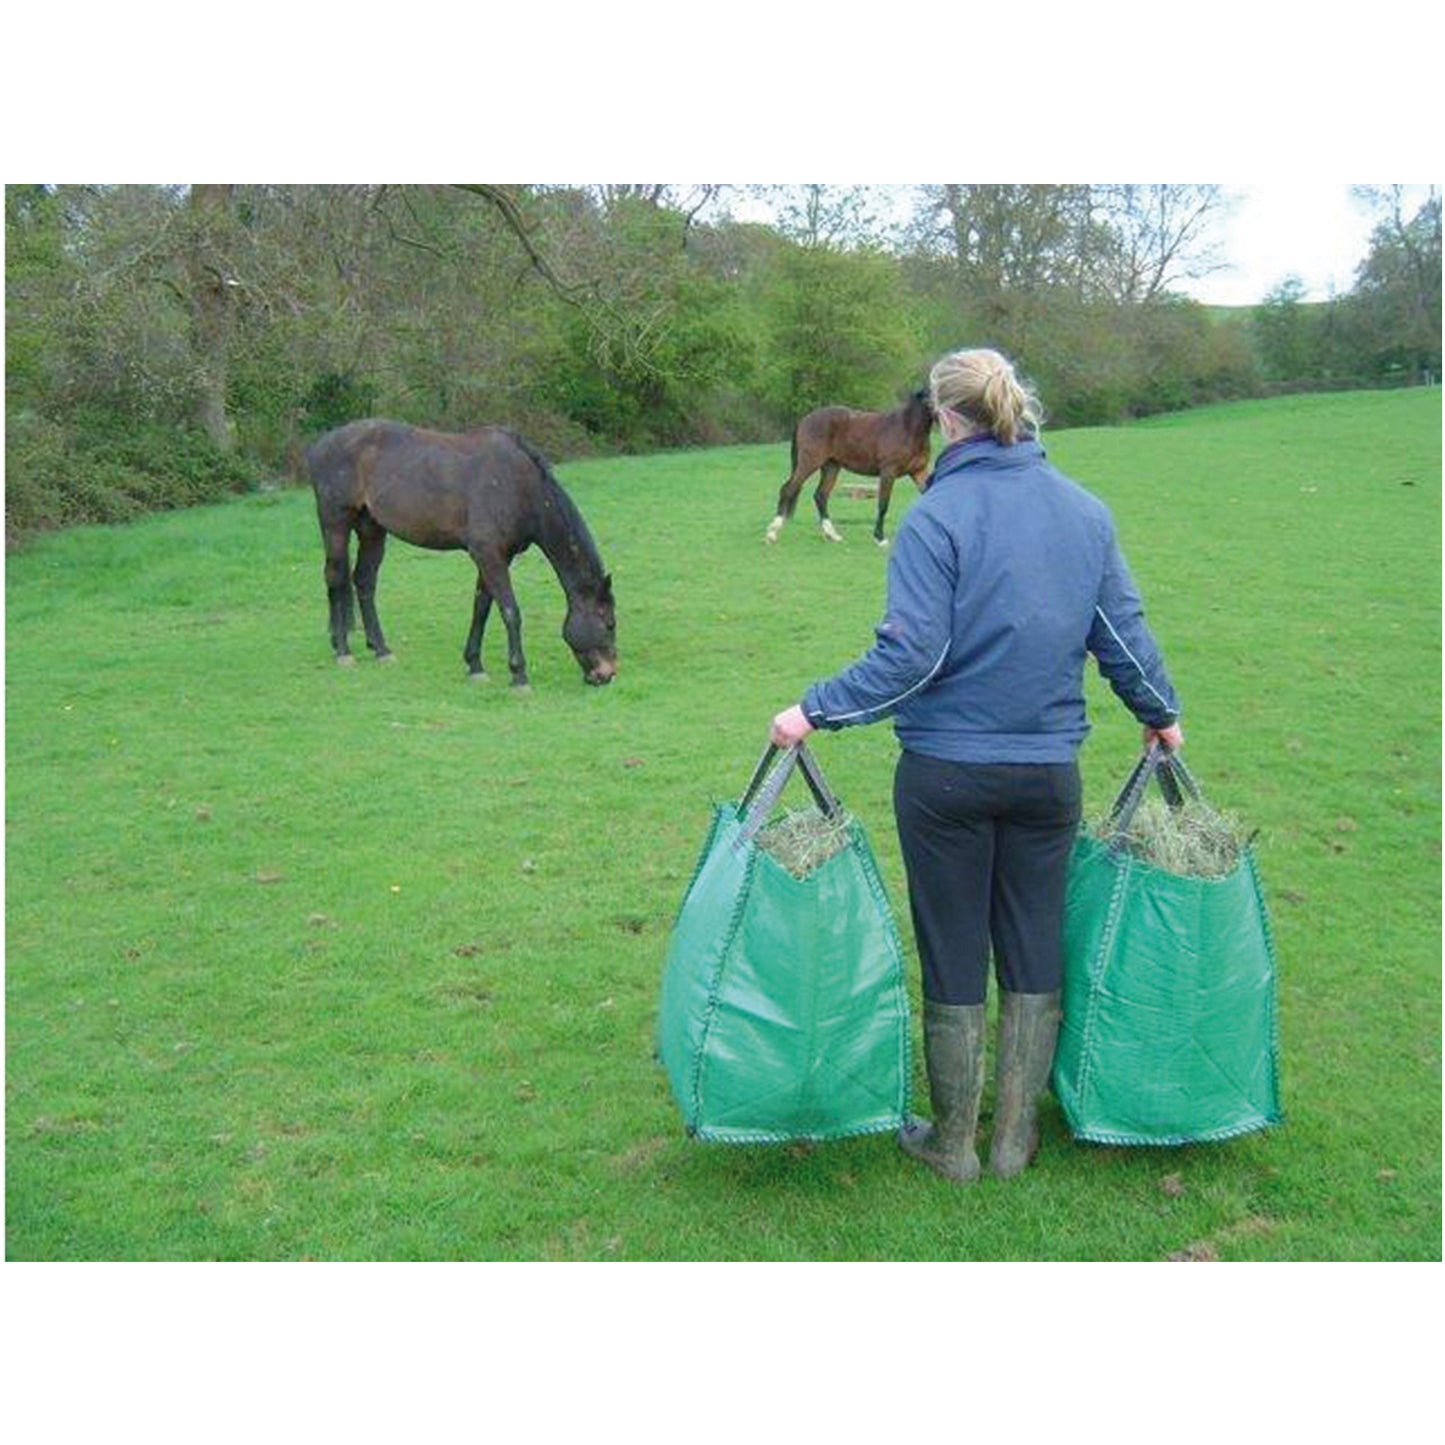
1087, 526, 1181, 728
800, 511, 955, 729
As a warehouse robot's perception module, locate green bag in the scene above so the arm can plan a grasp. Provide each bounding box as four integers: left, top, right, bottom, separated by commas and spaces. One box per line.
1053, 746, 1283, 1146
657, 743, 912, 1144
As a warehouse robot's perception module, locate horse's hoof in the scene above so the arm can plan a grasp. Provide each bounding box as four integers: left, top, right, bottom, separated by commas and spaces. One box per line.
375, 652, 397, 664
875, 537, 890, 549
821, 522, 843, 544
335, 654, 357, 668
468, 671, 491, 684
510, 684, 533, 696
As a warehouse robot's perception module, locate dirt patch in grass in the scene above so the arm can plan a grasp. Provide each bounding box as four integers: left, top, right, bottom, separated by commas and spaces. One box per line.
610, 1135, 671, 1174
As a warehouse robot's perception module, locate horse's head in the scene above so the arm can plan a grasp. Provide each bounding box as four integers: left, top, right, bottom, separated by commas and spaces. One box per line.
563, 573, 617, 686
906, 387, 936, 428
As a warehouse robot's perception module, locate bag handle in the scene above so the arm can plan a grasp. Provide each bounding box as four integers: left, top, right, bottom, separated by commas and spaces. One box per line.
735, 741, 842, 849
1107, 742, 1202, 845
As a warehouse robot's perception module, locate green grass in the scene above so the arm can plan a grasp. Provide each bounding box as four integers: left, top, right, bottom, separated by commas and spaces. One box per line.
6, 389, 1440, 1260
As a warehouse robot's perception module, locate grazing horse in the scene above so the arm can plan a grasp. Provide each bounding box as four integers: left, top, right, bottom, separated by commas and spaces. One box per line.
306, 420, 616, 689
764, 389, 935, 547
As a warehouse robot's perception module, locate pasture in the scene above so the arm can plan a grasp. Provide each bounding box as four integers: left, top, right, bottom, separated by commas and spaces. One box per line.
5, 388, 1440, 1261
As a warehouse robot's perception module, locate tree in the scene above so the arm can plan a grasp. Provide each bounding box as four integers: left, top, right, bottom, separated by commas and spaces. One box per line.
5, 185, 67, 409
1348, 186, 1442, 381
452, 184, 733, 380
908, 184, 1231, 307
917, 184, 1093, 295
589, 184, 725, 239
1091, 185, 1231, 303
1253, 276, 1316, 382
754, 185, 898, 252
184, 184, 239, 450
764, 243, 921, 419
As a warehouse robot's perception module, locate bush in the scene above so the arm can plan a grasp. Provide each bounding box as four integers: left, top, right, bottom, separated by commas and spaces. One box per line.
5, 410, 257, 547
299, 371, 380, 437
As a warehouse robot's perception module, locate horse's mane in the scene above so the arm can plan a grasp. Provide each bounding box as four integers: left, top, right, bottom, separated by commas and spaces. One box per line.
506, 431, 608, 586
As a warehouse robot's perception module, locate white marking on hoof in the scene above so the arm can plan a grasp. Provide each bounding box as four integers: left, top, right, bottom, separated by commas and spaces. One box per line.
875, 536, 890, 549
510, 684, 533, 696
336, 654, 357, 668
468, 671, 491, 684
376, 652, 397, 664
764, 516, 784, 544
821, 519, 843, 543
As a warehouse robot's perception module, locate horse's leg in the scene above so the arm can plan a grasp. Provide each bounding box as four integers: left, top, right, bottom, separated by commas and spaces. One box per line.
352, 512, 393, 660
765, 462, 815, 543
816, 462, 843, 543
873, 473, 898, 547
463, 572, 494, 681
470, 549, 529, 690
321, 518, 356, 665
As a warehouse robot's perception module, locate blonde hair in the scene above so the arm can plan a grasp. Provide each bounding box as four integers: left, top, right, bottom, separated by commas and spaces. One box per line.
929, 348, 1043, 445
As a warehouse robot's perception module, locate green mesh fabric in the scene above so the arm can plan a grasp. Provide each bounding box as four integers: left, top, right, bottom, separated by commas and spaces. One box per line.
657, 806, 912, 1144
1053, 833, 1282, 1146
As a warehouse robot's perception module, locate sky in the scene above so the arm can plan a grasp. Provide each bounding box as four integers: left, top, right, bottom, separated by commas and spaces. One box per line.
1180, 184, 1437, 306
734, 183, 1438, 310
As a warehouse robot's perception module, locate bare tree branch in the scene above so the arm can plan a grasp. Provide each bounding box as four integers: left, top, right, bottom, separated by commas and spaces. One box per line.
453, 184, 600, 305
452, 183, 677, 375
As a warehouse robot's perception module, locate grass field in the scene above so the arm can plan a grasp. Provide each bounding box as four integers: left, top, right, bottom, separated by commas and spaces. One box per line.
5, 388, 1440, 1260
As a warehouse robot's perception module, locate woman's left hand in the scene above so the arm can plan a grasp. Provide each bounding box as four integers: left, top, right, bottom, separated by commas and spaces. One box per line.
770, 704, 814, 748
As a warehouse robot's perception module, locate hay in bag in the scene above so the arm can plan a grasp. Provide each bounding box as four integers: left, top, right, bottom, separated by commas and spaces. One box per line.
656, 743, 912, 1143
1052, 745, 1282, 1146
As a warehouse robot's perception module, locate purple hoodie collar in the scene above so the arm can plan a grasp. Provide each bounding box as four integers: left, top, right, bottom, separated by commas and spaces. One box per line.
931, 433, 1044, 480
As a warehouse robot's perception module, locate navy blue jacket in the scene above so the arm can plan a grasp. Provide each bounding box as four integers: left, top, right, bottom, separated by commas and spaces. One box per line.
800, 435, 1180, 763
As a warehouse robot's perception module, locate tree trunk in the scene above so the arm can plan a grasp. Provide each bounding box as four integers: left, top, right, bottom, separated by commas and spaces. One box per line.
187, 184, 235, 452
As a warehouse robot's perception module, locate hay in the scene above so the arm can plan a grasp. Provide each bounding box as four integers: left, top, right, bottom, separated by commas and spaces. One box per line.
754, 806, 855, 878
1091, 796, 1249, 879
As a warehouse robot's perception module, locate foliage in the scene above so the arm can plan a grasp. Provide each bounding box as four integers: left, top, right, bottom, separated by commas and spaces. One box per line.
1349, 191, 1443, 381
762, 243, 924, 418
4, 184, 1440, 545
538, 200, 762, 448
5, 390, 1439, 1261
1250, 191, 1442, 390
5, 408, 256, 543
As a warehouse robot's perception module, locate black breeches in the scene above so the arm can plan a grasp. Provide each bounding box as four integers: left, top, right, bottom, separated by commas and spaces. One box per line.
893, 750, 1082, 1006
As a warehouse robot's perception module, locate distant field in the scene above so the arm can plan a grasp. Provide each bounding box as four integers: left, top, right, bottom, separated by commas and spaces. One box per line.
5, 387, 1440, 1260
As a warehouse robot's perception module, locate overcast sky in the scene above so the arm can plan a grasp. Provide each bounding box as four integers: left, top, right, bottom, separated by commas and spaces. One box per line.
1181, 184, 1437, 306
730, 184, 1437, 309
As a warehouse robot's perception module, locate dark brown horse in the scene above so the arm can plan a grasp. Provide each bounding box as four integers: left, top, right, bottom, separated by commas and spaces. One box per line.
764, 389, 934, 547
306, 421, 616, 688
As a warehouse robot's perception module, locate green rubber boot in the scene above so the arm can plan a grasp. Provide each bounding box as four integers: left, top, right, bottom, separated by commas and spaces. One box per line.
989, 990, 1062, 1179
897, 1000, 987, 1184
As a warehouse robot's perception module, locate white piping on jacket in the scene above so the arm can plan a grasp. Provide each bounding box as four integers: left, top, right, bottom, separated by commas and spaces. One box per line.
813, 640, 952, 724
1093, 606, 1174, 714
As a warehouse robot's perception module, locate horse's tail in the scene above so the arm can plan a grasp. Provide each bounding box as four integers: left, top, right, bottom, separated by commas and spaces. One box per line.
306, 424, 362, 635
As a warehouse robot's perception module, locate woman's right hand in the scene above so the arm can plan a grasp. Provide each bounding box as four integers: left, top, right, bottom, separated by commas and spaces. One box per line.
770, 704, 815, 749
1144, 723, 1184, 752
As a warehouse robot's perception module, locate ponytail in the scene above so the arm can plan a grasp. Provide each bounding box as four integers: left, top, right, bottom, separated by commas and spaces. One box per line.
929, 348, 1044, 444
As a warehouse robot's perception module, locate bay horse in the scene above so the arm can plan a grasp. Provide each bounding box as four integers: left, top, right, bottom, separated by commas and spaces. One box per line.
764, 389, 935, 547
306, 421, 616, 688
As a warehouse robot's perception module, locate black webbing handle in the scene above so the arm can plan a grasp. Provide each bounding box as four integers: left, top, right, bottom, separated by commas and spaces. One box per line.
1163, 750, 1203, 806
1107, 742, 1201, 847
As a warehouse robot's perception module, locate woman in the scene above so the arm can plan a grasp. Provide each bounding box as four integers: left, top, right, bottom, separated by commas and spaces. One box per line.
770, 348, 1183, 1185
